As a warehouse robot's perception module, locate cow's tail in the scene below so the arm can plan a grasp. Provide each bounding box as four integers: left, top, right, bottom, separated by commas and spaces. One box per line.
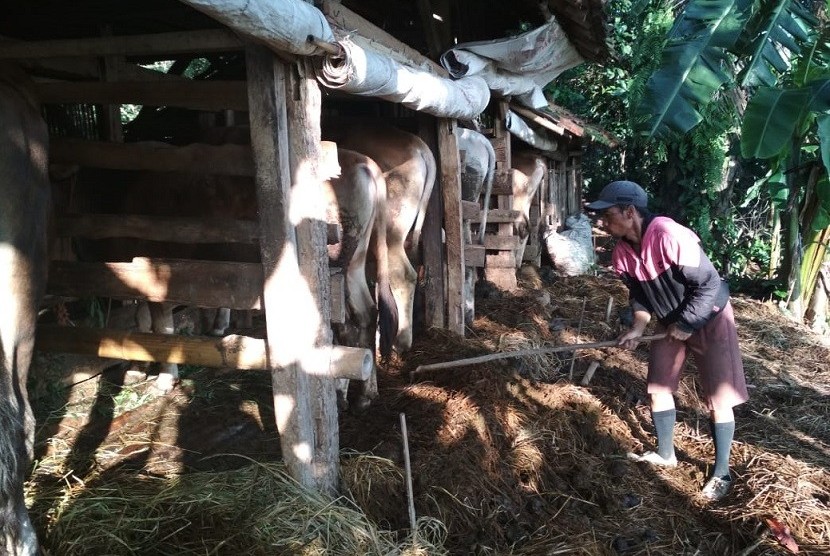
477, 137, 496, 244
370, 167, 398, 359
408, 140, 437, 262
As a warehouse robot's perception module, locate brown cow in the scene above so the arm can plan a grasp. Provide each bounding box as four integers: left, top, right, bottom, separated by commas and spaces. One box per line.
511, 150, 546, 268
0, 64, 50, 556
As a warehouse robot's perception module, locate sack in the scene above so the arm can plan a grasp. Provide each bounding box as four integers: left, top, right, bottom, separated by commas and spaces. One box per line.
543, 214, 595, 276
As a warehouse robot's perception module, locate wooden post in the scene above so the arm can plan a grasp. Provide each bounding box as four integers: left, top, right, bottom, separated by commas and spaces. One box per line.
285, 59, 339, 494
417, 114, 445, 331
485, 100, 518, 290
245, 43, 317, 491
437, 118, 464, 335
99, 26, 123, 142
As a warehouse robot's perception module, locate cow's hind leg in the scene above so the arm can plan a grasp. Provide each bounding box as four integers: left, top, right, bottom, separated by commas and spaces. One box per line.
146, 302, 179, 392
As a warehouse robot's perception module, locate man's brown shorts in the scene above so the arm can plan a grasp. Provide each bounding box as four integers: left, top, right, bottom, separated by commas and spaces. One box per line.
647, 301, 749, 410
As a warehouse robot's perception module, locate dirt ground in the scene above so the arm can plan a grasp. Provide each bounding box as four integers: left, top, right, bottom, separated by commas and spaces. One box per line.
26, 265, 830, 555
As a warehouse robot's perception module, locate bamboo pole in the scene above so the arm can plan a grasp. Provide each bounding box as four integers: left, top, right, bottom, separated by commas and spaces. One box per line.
399, 413, 417, 539
409, 333, 667, 380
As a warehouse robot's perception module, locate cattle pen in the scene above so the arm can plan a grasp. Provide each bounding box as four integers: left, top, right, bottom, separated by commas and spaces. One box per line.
0, 0, 611, 513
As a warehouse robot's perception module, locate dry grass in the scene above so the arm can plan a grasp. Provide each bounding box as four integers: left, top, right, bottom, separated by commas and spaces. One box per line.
26, 272, 830, 555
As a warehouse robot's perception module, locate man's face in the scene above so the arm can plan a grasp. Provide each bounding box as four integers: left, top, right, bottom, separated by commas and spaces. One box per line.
598, 205, 633, 239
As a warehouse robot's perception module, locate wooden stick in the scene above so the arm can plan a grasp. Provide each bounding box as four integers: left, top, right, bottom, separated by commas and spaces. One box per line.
399, 413, 418, 539
580, 360, 601, 386
410, 333, 667, 379
306, 35, 342, 57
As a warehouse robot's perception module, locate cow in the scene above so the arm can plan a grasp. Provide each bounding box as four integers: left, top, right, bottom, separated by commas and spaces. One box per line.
456, 127, 495, 325
511, 150, 546, 268
0, 64, 50, 556
323, 148, 397, 408
326, 122, 436, 353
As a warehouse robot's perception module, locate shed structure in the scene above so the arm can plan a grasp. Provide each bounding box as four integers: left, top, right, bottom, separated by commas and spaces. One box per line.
0, 0, 610, 493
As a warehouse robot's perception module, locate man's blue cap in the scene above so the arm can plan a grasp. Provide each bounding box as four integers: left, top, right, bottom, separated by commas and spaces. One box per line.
586, 180, 648, 210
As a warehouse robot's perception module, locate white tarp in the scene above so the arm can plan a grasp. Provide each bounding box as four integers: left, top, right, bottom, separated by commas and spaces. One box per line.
506, 110, 559, 152
440, 19, 584, 109
179, 0, 335, 57
179, 0, 492, 119
315, 37, 490, 120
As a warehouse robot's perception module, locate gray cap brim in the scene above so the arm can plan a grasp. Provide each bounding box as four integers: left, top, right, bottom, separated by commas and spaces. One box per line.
586, 199, 615, 210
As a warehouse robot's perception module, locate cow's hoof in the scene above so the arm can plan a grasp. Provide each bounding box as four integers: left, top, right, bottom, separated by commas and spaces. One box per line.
153, 373, 178, 394
353, 396, 374, 413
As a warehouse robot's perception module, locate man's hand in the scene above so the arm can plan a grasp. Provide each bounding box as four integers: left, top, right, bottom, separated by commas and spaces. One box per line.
616, 309, 651, 350
666, 324, 692, 342
617, 327, 644, 350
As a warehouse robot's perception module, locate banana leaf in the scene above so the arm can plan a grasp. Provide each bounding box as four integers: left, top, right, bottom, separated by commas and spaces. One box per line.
634, 0, 752, 139
738, 0, 816, 87
740, 86, 811, 158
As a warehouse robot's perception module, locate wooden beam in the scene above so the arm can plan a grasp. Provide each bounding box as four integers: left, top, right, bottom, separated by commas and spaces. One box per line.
437, 118, 464, 334
318, 0, 448, 78
417, 115, 445, 331
35, 325, 371, 379
285, 57, 339, 494
0, 29, 242, 59
511, 105, 566, 137
50, 138, 255, 176
35, 80, 248, 112
245, 43, 316, 491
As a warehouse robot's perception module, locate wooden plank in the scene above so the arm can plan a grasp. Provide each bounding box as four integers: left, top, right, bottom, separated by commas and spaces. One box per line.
468, 208, 522, 223
35, 80, 248, 112
35, 325, 369, 378
55, 214, 259, 244
55, 213, 343, 247
483, 235, 520, 250
48, 259, 264, 310
486, 251, 518, 269
319, 0, 448, 77
490, 174, 515, 196
50, 138, 255, 176
246, 44, 314, 490
285, 57, 339, 494
437, 118, 464, 334
464, 244, 485, 268
460, 199, 480, 220
0, 29, 243, 59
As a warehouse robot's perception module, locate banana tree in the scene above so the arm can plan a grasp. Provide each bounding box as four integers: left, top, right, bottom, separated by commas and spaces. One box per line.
633, 0, 830, 318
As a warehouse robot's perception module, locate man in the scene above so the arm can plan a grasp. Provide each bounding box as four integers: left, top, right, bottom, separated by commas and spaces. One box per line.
587, 180, 749, 501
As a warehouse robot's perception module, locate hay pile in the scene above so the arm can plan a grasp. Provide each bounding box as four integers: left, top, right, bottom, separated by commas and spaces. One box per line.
26, 271, 830, 555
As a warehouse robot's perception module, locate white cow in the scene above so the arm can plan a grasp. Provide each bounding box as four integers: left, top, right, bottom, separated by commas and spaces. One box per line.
456, 127, 495, 325
331, 123, 436, 353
